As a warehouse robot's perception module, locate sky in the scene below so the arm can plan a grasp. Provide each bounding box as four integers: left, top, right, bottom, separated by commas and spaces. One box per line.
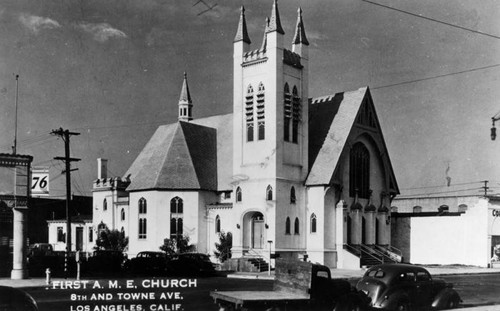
0, 0, 499, 199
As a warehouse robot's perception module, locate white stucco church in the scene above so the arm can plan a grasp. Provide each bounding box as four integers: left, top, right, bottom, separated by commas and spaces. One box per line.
92, 0, 400, 269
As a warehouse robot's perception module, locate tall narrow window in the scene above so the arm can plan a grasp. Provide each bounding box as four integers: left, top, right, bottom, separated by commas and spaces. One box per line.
266, 185, 273, 201
285, 217, 291, 235
103, 199, 107, 211
139, 218, 147, 239
245, 85, 254, 142
310, 214, 317, 233
236, 187, 242, 202
170, 197, 184, 239
138, 198, 147, 239
256, 82, 265, 140
88, 227, 93, 242
139, 198, 147, 214
57, 227, 65, 242
292, 86, 301, 143
215, 215, 221, 233
294, 217, 300, 235
349, 142, 370, 198
284, 83, 292, 142
290, 186, 296, 204
121, 208, 125, 221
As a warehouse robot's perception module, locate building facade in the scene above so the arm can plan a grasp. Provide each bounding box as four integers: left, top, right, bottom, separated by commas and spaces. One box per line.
92, 0, 399, 269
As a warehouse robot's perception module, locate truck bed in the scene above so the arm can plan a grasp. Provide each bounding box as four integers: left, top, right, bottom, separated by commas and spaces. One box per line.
210, 290, 310, 305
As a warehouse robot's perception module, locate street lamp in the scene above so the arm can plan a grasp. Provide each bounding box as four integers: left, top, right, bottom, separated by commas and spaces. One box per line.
267, 240, 273, 276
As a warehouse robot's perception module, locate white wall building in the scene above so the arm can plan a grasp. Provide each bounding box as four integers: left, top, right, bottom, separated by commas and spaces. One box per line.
92, 0, 400, 269
47, 215, 95, 253
391, 195, 500, 267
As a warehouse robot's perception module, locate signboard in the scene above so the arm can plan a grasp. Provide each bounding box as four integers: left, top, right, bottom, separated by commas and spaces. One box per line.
32, 167, 49, 196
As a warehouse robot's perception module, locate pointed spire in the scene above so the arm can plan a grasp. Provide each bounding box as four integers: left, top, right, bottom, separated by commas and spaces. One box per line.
234, 6, 251, 44
267, 0, 284, 34
178, 72, 193, 122
293, 7, 309, 46
260, 17, 269, 51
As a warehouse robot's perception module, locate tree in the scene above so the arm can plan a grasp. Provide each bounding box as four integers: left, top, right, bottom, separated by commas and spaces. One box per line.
94, 228, 128, 252
214, 231, 232, 262
159, 234, 195, 255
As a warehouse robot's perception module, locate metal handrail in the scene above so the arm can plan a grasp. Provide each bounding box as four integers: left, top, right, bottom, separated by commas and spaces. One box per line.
359, 244, 386, 263
344, 244, 382, 264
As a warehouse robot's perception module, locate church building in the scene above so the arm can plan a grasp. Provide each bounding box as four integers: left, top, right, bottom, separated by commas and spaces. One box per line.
92, 0, 400, 269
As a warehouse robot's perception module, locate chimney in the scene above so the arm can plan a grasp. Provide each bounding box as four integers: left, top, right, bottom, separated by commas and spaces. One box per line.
97, 158, 108, 179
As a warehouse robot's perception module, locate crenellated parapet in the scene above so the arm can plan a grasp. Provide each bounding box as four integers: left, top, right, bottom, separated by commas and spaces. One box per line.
243, 48, 268, 65
92, 176, 130, 192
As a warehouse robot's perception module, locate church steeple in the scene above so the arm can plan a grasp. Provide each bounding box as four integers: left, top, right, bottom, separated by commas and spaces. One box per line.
293, 7, 309, 46
178, 72, 193, 122
234, 6, 251, 44
267, 0, 284, 34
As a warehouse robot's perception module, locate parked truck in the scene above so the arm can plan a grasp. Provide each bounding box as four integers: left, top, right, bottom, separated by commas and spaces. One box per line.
210, 258, 367, 311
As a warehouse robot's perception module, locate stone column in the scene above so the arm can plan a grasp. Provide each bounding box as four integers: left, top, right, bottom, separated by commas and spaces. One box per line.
336, 200, 346, 268
350, 208, 362, 245
365, 210, 376, 245
11, 207, 28, 279
377, 211, 389, 245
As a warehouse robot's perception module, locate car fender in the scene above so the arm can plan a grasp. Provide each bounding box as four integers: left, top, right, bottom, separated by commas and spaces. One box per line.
376, 291, 411, 310
431, 287, 461, 309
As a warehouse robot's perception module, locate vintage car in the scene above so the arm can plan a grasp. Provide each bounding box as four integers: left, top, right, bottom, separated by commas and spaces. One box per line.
124, 251, 168, 276
167, 253, 216, 276
0, 286, 38, 311
84, 250, 126, 276
356, 263, 461, 310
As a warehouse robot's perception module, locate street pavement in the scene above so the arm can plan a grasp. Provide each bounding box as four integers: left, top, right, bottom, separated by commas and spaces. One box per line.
1, 266, 500, 311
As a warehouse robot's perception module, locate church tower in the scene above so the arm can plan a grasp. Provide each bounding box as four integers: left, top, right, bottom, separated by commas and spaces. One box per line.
232, 0, 310, 258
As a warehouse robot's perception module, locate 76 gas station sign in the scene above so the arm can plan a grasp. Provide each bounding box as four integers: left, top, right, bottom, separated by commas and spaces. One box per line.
32, 167, 49, 196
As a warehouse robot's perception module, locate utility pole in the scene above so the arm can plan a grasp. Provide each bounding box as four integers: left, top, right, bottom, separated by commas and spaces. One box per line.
481, 180, 490, 196
12, 74, 19, 155
51, 128, 80, 277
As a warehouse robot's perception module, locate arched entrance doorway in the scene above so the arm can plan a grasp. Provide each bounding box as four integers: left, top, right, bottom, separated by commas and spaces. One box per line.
242, 212, 265, 249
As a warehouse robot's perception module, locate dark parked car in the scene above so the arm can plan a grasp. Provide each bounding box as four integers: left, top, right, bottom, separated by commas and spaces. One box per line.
356, 263, 461, 311
84, 250, 125, 276
0, 286, 38, 311
167, 253, 215, 276
124, 251, 168, 276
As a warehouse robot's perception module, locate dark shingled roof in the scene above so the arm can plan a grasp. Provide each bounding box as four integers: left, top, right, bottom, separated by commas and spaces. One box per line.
125, 114, 232, 192
306, 87, 367, 186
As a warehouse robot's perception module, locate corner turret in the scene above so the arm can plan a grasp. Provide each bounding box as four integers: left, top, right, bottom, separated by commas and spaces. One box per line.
292, 7, 309, 57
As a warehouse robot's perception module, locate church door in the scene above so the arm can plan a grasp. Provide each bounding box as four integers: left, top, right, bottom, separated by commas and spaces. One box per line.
251, 214, 264, 249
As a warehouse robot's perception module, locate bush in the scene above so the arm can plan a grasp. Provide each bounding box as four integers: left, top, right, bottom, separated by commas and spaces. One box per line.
214, 231, 232, 262
159, 234, 195, 255
94, 228, 128, 252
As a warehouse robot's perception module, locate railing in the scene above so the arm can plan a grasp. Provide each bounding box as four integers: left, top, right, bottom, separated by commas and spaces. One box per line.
245, 248, 269, 271
359, 244, 387, 263
344, 244, 383, 265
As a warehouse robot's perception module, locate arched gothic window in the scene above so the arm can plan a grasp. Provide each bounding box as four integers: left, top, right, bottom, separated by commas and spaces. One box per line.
215, 215, 221, 233
285, 217, 291, 235
170, 197, 184, 239
292, 86, 301, 143
245, 85, 254, 142
256, 82, 265, 140
103, 199, 107, 211
310, 214, 317, 233
139, 198, 147, 214
138, 218, 147, 239
236, 187, 242, 202
266, 185, 273, 201
294, 217, 300, 235
284, 83, 292, 142
290, 186, 296, 204
349, 142, 370, 198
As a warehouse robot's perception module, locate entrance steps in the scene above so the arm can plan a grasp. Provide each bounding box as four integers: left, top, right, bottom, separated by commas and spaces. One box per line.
220, 249, 270, 272
344, 244, 402, 268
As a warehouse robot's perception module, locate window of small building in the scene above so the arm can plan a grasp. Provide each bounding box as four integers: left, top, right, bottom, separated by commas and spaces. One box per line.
285, 217, 291, 235
236, 187, 242, 202
310, 214, 317, 233
266, 185, 273, 201
57, 227, 65, 242
88, 227, 93, 242
294, 217, 300, 235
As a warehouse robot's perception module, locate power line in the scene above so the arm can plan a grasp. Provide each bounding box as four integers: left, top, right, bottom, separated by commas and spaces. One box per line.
359, 0, 500, 40
372, 63, 500, 90
400, 180, 484, 191
398, 187, 482, 197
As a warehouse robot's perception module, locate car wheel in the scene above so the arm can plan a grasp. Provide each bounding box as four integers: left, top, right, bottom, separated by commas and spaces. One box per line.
395, 300, 411, 311
445, 297, 459, 310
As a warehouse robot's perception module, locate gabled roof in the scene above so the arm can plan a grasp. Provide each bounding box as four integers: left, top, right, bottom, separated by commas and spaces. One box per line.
306, 87, 399, 194
125, 114, 233, 192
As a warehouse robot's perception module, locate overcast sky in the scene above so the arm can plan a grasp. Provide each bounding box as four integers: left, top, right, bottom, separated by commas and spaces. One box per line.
0, 0, 499, 199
